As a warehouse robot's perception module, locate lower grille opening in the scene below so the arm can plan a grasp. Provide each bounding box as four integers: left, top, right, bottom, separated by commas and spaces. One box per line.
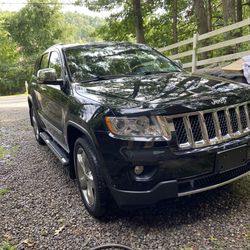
178, 164, 250, 193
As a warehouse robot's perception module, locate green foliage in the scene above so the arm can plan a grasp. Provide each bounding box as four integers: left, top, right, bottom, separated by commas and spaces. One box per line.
63, 12, 104, 43
85, 0, 196, 48
5, 0, 65, 56
1, 0, 250, 95
0, 241, 15, 250
0, 188, 10, 197
0, 1, 69, 95
84, 0, 124, 11
0, 12, 18, 64
0, 1, 106, 96
0, 12, 25, 96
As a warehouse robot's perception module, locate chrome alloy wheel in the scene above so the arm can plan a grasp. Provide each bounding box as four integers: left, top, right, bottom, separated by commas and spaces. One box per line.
76, 148, 95, 207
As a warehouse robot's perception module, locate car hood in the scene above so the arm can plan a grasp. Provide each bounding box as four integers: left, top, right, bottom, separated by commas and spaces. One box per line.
75, 72, 250, 115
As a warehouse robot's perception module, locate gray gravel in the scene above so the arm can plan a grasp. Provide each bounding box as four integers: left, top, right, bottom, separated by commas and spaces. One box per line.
0, 96, 249, 250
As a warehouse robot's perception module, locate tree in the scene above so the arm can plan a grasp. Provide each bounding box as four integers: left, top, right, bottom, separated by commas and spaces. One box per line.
0, 18, 18, 66
236, 0, 243, 22
192, 0, 209, 35
1, 1, 69, 95
5, 0, 66, 56
132, 0, 145, 43
0, 12, 25, 96
82, 0, 146, 43
63, 12, 104, 43
171, 0, 178, 54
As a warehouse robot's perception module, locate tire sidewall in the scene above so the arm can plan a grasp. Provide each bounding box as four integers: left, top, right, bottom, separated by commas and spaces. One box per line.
31, 107, 44, 145
74, 137, 106, 217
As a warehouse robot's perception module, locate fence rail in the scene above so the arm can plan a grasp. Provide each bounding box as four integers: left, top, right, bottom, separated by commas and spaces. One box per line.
158, 18, 250, 72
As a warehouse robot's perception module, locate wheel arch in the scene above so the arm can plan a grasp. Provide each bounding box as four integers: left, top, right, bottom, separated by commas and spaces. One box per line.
66, 121, 98, 152
66, 121, 101, 178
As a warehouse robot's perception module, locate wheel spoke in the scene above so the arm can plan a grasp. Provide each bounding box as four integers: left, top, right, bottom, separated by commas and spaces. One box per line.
77, 152, 86, 188
76, 148, 96, 207
86, 178, 95, 205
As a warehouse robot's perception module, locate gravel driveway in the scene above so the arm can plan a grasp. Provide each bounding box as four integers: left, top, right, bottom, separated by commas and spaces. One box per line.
0, 96, 249, 250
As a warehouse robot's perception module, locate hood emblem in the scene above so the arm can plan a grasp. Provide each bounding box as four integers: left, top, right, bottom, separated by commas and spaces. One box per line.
211, 97, 227, 105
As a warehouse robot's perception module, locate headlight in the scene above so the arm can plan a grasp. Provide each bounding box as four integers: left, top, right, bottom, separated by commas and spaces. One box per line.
105, 116, 169, 139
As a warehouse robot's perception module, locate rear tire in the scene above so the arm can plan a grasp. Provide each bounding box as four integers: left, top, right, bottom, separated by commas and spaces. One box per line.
74, 137, 108, 218
31, 107, 45, 145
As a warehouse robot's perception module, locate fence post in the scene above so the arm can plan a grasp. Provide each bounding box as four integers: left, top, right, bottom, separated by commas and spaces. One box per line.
192, 33, 199, 73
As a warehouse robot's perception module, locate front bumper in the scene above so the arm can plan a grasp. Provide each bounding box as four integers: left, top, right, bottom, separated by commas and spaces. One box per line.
96, 132, 250, 206
110, 164, 250, 206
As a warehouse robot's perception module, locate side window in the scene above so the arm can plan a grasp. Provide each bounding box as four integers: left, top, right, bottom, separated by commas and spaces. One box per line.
40, 53, 49, 70
49, 52, 62, 79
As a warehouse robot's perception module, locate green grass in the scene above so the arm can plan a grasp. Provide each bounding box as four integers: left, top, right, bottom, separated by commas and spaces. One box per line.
0, 145, 19, 160
0, 241, 15, 250
0, 146, 8, 159
0, 188, 10, 197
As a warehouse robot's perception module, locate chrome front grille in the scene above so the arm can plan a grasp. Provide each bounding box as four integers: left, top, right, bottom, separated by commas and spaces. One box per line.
165, 102, 250, 149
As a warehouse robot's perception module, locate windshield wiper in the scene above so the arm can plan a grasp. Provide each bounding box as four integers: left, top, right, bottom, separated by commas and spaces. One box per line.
80, 74, 137, 83
80, 76, 108, 83
137, 70, 181, 75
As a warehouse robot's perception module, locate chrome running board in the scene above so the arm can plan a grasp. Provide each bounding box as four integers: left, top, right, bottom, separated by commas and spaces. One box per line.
40, 132, 69, 165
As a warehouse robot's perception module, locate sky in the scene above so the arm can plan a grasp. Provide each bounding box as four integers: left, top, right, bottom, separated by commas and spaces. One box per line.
0, 0, 110, 17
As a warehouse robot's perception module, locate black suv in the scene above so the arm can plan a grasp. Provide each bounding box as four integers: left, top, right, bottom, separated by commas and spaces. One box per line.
28, 42, 250, 217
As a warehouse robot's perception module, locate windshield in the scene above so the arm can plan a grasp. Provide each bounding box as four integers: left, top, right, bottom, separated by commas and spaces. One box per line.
65, 44, 181, 82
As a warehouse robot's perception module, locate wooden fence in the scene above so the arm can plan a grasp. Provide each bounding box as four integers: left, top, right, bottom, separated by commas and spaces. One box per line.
158, 18, 250, 72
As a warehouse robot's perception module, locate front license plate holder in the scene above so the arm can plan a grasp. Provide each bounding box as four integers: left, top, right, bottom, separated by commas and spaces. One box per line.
216, 145, 247, 172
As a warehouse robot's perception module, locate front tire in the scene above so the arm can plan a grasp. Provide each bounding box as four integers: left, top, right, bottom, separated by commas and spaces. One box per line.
31, 107, 45, 145
74, 137, 108, 218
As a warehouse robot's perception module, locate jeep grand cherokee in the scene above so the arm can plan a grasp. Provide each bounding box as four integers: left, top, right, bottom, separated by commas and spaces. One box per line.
28, 42, 250, 217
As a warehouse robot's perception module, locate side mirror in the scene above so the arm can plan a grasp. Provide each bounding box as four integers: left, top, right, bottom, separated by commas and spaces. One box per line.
174, 60, 183, 69
37, 68, 63, 85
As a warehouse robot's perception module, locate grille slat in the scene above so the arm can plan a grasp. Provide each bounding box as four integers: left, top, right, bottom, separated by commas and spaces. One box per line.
171, 103, 250, 149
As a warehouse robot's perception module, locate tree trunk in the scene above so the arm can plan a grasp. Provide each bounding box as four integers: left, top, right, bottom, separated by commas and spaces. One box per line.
222, 0, 236, 53
193, 0, 209, 35
172, 0, 178, 54
132, 0, 145, 43
236, 0, 242, 22
236, 0, 242, 38
206, 0, 212, 32
193, 0, 209, 59
222, 0, 236, 25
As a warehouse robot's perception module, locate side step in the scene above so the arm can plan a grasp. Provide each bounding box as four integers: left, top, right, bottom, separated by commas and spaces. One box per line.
40, 132, 69, 165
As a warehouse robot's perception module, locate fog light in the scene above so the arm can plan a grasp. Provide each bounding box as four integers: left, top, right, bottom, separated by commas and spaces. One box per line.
134, 165, 144, 175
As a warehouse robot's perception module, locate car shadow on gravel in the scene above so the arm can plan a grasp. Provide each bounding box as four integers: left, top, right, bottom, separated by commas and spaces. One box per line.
99, 176, 250, 227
